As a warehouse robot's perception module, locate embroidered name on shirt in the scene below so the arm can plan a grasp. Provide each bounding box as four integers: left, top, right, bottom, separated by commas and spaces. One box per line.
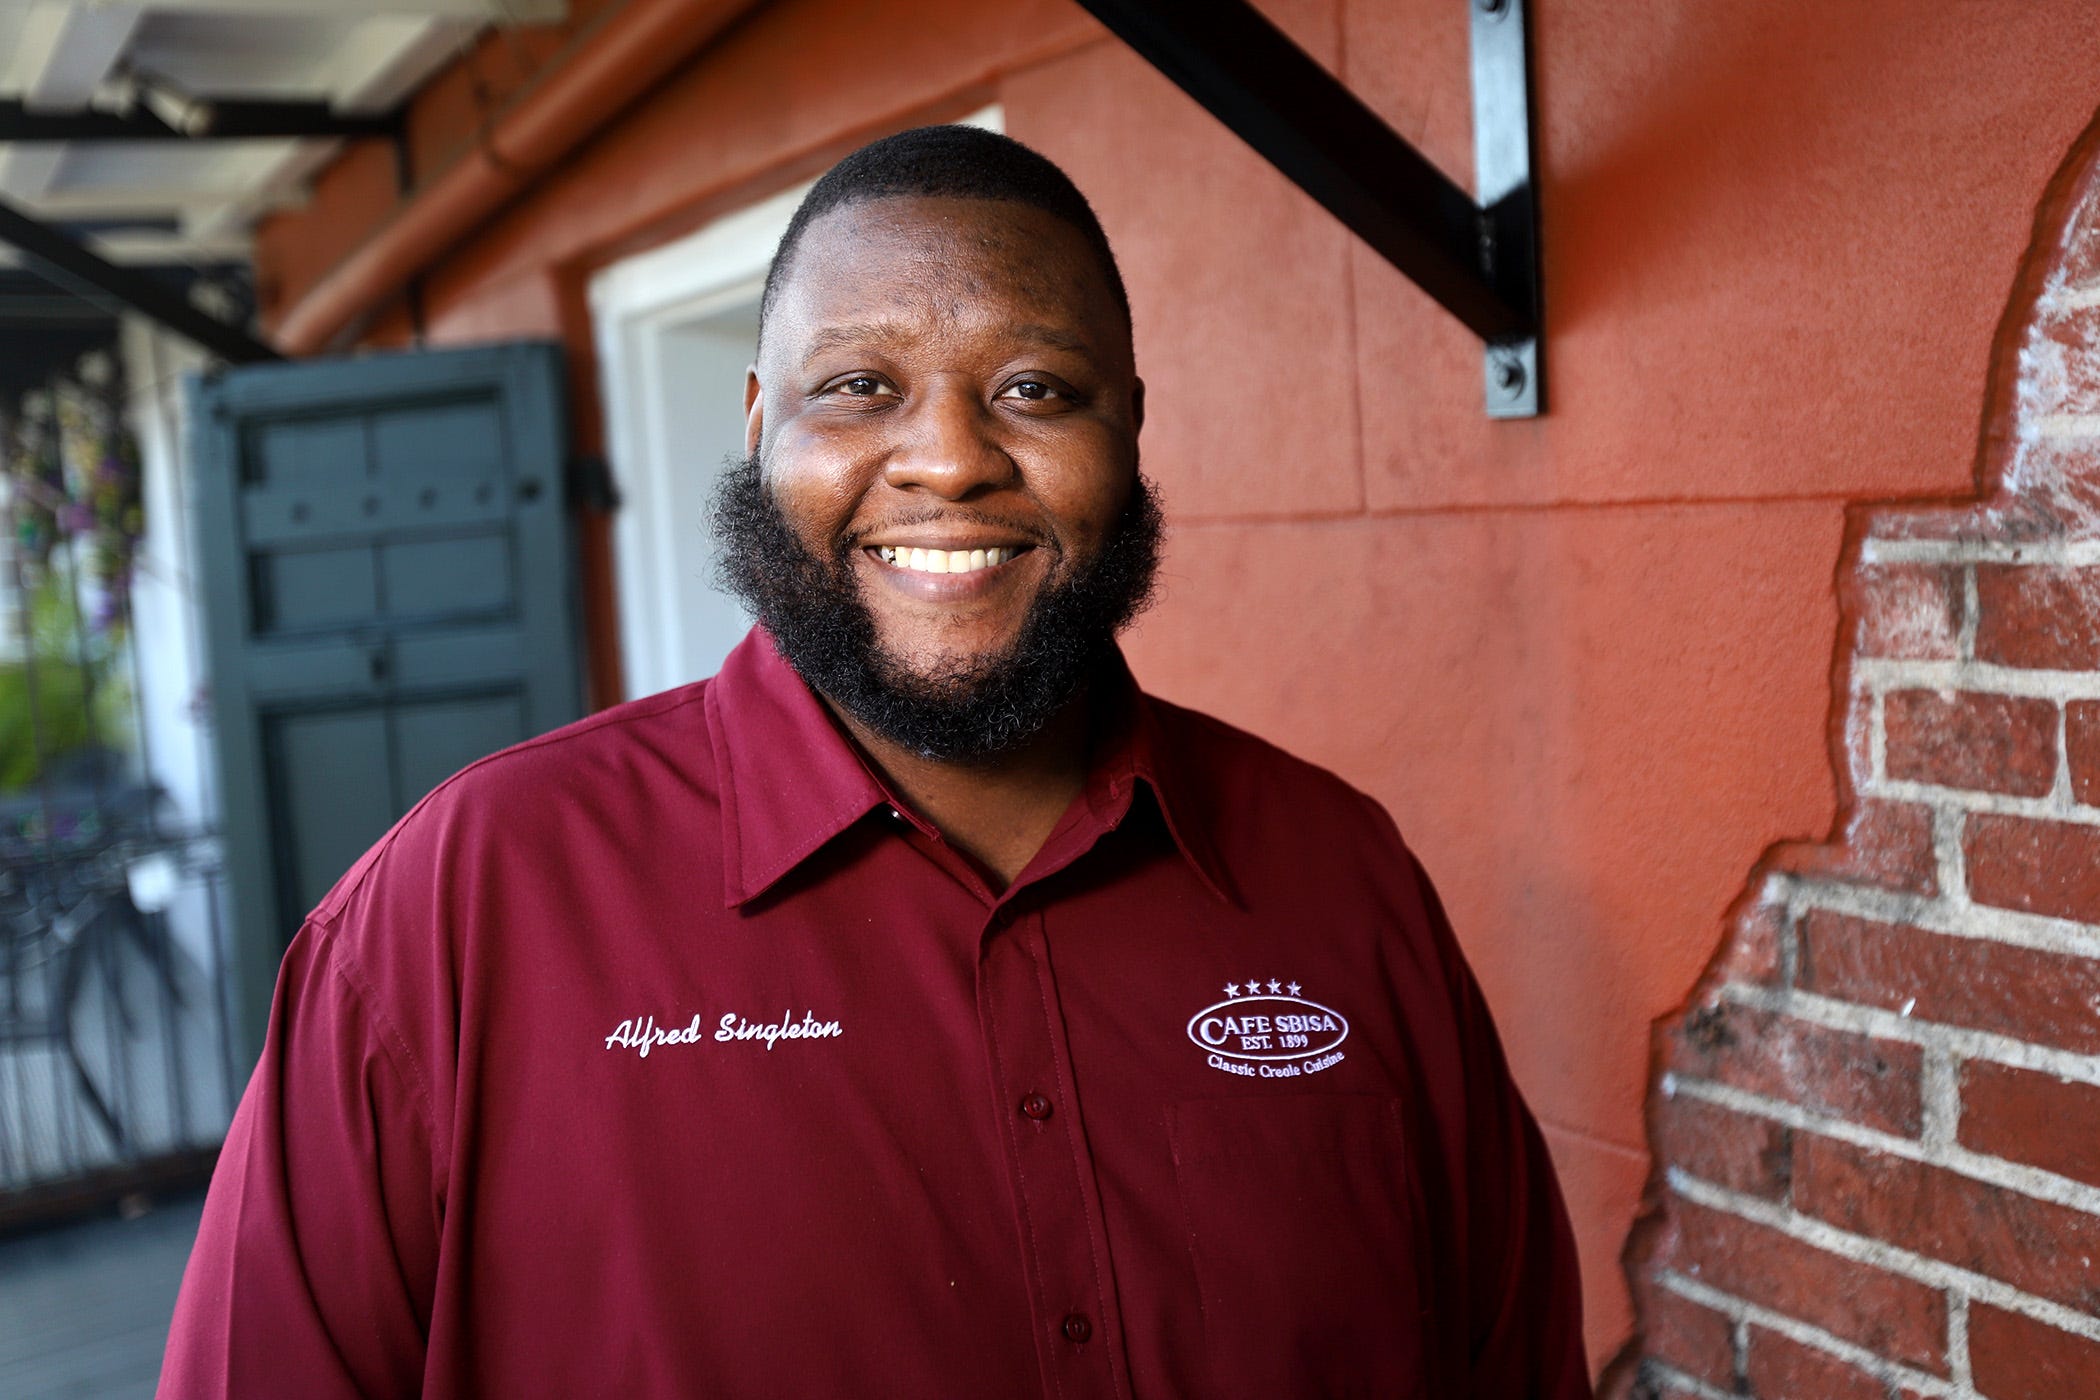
603, 1011, 843, 1059
1187, 980, 1348, 1079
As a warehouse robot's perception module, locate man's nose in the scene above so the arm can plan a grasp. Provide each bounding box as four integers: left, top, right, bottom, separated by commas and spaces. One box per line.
882, 379, 1016, 499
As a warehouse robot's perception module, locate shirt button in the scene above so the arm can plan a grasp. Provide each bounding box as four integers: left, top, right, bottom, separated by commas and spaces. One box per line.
1061, 1313, 1092, 1344
1019, 1092, 1054, 1121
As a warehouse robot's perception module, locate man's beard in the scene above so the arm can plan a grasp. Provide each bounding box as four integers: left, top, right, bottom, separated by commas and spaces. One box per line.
709, 452, 1164, 763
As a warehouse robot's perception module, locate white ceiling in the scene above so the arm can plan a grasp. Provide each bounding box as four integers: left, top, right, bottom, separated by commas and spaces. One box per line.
0, 0, 566, 269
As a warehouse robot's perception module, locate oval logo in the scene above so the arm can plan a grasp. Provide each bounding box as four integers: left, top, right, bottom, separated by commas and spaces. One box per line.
1185, 994, 1350, 1064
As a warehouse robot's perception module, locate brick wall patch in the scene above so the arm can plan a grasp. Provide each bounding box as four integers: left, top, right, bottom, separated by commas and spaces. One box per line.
1623, 117, 2100, 1398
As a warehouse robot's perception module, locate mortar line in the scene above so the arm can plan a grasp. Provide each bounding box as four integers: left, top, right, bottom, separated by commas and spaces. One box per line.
1655, 1270, 1967, 1398
1664, 1074, 2100, 1215
1668, 1169, 2100, 1345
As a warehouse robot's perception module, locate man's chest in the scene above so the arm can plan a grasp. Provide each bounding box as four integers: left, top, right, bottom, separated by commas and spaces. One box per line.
435, 831, 1447, 1399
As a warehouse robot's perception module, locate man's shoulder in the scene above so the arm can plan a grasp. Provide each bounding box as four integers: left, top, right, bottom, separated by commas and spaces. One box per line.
307, 678, 721, 929
1140, 691, 1406, 851
429, 678, 719, 807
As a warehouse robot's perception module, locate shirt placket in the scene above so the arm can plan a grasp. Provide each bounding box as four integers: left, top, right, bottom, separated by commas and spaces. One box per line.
979, 903, 1129, 1400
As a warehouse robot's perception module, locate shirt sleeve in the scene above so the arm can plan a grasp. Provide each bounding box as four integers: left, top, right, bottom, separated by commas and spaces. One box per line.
1406, 849, 1593, 1399
158, 918, 440, 1398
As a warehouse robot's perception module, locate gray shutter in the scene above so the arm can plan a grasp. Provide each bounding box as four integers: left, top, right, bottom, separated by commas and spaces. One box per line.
188, 342, 581, 1062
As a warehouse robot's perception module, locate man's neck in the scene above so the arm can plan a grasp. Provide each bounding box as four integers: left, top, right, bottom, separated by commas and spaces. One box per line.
827, 694, 1094, 894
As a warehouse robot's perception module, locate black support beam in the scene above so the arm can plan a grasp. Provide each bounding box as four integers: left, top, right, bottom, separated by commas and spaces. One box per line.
0, 99, 397, 143
1075, 0, 1530, 344
0, 198, 280, 364
1076, 0, 1544, 415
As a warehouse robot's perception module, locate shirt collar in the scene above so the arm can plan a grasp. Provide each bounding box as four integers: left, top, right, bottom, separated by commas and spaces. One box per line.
704, 627, 1236, 908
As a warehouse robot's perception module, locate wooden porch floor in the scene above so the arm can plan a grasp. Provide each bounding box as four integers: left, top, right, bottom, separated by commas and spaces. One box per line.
0, 1193, 203, 1398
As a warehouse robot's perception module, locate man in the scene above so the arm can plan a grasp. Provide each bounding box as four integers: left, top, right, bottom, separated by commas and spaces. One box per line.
162, 125, 1589, 1398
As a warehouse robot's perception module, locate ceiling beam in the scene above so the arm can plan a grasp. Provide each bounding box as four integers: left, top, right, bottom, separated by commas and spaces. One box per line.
323, 14, 481, 116
0, 227, 251, 265
22, 3, 142, 110
183, 13, 476, 241
0, 143, 64, 202
0, 194, 278, 362
0, 99, 399, 142
0, 0, 564, 18
0, 2, 142, 200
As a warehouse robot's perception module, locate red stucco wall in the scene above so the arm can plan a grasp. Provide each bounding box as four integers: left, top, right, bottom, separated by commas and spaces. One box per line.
254, 0, 2100, 1372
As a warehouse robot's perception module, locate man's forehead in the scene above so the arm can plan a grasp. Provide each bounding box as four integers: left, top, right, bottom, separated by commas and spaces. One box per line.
768, 195, 1125, 352
807, 193, 1062, 258
800, 319, 1093, 360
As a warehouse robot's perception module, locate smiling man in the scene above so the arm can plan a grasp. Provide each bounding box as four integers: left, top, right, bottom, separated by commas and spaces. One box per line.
161, 127, 1590, 1399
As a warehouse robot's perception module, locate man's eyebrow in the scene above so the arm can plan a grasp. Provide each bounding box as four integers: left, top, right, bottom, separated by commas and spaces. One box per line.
800, 322, 900, 364
799, 320, 1095, 365
1006, 323, 1093, 356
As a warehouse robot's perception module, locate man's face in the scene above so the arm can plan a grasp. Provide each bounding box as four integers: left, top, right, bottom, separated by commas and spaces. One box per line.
718, 194, 1158, 761
746, 195, 1145, 681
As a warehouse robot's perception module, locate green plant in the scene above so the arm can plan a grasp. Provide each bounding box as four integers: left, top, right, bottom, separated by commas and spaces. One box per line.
0, 563, 133, 795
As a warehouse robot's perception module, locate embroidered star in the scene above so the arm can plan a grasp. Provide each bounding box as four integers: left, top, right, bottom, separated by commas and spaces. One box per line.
1246, 977, 1263, 995
1267, 979, 1283, 994
1287, 981, 1302, 996
1224, 983, 1240, 998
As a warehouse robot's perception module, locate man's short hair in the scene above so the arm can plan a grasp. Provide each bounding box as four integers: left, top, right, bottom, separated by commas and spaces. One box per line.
758, 125, 1131, 345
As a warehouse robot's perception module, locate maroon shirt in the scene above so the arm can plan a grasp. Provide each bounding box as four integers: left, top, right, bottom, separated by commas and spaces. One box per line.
161, 628, 1589, 1398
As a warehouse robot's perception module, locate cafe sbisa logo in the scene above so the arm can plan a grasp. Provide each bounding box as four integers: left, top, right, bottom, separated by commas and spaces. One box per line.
1187, 980, 1348, 1079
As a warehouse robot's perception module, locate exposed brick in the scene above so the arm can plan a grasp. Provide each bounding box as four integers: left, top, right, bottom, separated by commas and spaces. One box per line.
1960, 1060, 2100, 1190
1852, 563, 1962, 661
1655, 1095, 1793, 1201
1883, 689, 2058, 797
2066, 699, 2100, 807
1862, 499, 2059, 545
2060, 197, 2100, 288
1705, 900, 1787, 987
1661, 1199, 1946, 1374
1640, 1284, 1737, 1390
1990, 443, 2100, 541
1967, 1302, 2100, 1400
1975, 565, 2100, 670
1964, 812, 2100, 923
1792, 1134, 2100, 1316
1843, 685, 1875, 790
1664, 1002, 1923, 1137
1798, 909, 2100, 1055
1777, 800, 1937, 898
2027, 306, 2100, 417
1742, 1326, 1886, 1400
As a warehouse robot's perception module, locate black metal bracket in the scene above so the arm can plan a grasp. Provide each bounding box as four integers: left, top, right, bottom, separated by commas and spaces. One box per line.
0, 197, 281, 364
1074, 0, 1543, 418
1471, 0, 1540, 417
0, 99, 399, 144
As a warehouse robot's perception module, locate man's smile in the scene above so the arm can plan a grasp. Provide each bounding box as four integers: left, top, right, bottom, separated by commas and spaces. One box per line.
859, 538, 1045, 603
870, 543, 1028, 574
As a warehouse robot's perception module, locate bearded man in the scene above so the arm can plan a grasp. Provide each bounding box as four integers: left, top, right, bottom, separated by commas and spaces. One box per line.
161, 125, 1590, 1399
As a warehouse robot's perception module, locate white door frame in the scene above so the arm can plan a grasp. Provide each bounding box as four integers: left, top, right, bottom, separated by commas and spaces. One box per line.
590, 184, 802, 702
589, 106, 1002, 701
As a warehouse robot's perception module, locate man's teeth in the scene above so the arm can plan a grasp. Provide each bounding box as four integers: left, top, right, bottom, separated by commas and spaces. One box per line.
875, 545, 1019, 574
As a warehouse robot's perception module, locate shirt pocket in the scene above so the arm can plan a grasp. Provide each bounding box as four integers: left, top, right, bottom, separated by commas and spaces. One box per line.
1165, 1094, 1429, 1400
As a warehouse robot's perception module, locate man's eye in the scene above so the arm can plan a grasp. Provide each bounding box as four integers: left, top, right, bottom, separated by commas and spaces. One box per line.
838, 376, 891, 396
999, 380, 1059, 402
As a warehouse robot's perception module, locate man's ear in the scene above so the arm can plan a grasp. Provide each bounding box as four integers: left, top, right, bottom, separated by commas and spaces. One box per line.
743, 367, 764, 458
1131, 376, 1146, 437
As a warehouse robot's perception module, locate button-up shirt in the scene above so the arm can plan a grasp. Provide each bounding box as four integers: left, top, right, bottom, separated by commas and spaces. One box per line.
161, 628, 1590, 1398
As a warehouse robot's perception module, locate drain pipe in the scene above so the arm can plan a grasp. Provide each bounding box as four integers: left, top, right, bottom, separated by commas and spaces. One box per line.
274, 0, 763, 356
